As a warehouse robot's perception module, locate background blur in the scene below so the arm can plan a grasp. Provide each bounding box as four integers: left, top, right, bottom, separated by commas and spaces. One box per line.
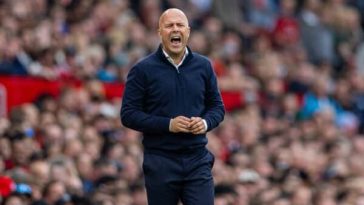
0, 0, 364, 205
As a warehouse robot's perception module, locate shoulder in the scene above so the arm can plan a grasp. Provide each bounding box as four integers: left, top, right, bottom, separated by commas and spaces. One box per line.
134, 53, 158, 68
191, 52, 211, 64
190, 52, 214, 74
130, 53, 160, 74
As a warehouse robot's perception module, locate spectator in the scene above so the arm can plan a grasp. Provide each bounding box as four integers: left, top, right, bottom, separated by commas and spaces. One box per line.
298, 0, 335, 65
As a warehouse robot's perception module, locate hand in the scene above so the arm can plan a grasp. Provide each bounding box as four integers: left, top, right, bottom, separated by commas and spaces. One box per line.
170, 116, 191, 133
188, 117, 206, 134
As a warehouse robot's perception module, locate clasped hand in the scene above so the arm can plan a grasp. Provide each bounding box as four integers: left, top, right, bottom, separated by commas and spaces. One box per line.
170, 116, 206, 134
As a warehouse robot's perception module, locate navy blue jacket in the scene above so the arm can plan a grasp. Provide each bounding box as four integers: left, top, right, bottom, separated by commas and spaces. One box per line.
120, 45, 225, 151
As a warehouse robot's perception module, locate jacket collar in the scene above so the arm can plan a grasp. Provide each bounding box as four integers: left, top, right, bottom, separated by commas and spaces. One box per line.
156, 44, 193, 65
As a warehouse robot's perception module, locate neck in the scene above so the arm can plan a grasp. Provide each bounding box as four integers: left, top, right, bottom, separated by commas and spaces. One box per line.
162, 46, 186, 65
170, 53, 183, 65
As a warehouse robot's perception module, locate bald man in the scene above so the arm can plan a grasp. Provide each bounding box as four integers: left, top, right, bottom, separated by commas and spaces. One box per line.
121, 8, 225, 205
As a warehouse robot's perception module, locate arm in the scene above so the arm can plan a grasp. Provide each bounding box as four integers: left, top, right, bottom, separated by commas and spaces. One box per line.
202, 61, 225, 131
120, 65, 170, 133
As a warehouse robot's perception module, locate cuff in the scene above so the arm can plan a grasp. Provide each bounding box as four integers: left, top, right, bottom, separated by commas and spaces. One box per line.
203, 119, 208, 132
169, 119, 172, 132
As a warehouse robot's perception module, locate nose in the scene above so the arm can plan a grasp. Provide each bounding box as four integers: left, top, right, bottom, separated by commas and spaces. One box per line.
172, 24, 180, 31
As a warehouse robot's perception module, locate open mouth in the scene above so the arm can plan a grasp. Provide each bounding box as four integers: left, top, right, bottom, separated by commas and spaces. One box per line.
170, 36, 181, 45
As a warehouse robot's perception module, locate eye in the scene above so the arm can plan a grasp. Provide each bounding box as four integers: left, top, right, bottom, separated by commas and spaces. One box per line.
176, 23, 185, 28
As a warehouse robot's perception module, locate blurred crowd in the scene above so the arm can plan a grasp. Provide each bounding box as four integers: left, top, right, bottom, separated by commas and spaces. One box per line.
1, 0, 364, 204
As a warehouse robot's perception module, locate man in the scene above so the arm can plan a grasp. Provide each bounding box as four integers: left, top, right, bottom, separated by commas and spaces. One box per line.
120, 8, 225, 205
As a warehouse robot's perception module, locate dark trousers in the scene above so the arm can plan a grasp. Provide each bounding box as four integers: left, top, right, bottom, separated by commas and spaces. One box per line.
143, 148, 215, 205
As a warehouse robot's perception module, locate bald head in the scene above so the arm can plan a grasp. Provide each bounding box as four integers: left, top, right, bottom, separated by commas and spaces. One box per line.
158, 8, 190, 62
158, 8, 189, 30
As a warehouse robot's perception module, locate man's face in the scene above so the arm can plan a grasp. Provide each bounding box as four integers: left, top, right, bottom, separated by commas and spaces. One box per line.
158, 10, 190, 57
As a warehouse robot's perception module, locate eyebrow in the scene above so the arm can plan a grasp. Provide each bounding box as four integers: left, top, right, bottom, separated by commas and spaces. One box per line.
163, 21, 187, 26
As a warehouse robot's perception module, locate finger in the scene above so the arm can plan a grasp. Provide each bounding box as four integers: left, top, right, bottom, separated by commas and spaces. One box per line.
178, 127, 191, 133
190, 121, 203, 130
191, 123, 204, 133
177, 122, 190, 130
192, 128, 204, 134
171, 117, 190, 133
177, 117, 192, 125
188, 117, 202, 128
177, 120, 190, 128
195, 126, 205, 134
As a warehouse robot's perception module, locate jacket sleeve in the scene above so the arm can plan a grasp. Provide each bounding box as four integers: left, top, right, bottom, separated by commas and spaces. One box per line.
202, 61, 225, 131
120, 65, 170, 133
